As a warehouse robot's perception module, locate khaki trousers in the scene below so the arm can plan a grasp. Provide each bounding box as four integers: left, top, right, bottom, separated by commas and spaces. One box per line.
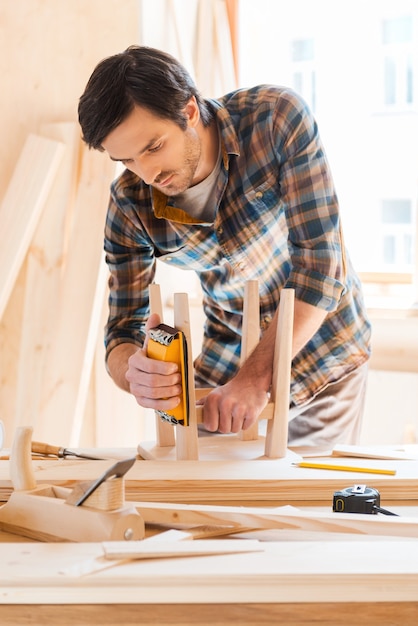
287, 362, 369, 448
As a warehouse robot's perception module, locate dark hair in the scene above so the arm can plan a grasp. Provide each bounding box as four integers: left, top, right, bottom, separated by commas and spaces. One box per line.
78, 45, 213, 150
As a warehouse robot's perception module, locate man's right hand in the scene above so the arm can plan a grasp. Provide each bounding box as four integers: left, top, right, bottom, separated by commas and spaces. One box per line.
126, 313, 183, 411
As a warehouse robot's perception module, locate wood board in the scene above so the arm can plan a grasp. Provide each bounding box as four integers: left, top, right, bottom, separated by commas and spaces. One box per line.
2, 455, 418, 506
15, 123, 79, 432
134, 500, 418, 538
0, 134, 65, 321
32, 147, 116, 446
2, 539, 418, 609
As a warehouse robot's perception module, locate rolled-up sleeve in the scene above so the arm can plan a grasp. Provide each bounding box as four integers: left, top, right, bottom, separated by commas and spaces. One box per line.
272, 91, 346, 311
103, 180, 156, 360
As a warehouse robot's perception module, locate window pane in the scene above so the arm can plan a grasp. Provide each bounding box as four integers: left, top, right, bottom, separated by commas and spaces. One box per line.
382, 16, 413, 44
384, 56, 396, 105
406, 55, 413, 103
292, 38, 314, 61
293, 71, 303, 93
404, 234, 413, 265
383, 235, 396, 264
381, 200, 412, 224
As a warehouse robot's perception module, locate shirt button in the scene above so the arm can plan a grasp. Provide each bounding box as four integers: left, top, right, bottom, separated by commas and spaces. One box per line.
255, 191, 263, 199
264, 315, 272, 324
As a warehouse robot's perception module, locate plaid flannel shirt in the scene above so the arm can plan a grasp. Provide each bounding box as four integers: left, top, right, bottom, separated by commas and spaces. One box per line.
103, 85, 371, 406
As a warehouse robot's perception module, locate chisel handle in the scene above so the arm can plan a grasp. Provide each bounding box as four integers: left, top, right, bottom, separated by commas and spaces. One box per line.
31, 441, 64, 457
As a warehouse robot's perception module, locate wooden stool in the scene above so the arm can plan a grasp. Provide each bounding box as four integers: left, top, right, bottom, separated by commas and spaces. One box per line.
138, 281, 294, 461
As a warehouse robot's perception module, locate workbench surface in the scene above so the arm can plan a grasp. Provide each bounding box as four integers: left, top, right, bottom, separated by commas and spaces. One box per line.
2, 447, 418, 624
1, 536, 418, 625
2, 447, 418, 507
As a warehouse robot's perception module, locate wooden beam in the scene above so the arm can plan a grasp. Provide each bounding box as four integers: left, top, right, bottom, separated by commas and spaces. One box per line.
0, 134, 64, 321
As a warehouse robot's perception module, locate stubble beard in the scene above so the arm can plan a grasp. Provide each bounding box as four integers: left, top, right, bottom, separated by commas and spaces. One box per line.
155, 132, 202, 196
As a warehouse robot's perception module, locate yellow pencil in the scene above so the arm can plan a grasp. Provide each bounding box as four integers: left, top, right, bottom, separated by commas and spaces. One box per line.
294, 462, 396, 476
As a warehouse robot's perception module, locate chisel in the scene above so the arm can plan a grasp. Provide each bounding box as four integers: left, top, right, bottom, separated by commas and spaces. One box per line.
31, 441, 104, 460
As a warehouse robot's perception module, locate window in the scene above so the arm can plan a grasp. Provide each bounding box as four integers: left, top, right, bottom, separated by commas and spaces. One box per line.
381, 199, 414, 269
291, 38, 316, 111
382, 16, 414, 108
238, 0, 418, 306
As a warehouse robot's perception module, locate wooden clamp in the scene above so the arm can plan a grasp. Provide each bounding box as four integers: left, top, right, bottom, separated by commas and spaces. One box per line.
0, 427, 144, 542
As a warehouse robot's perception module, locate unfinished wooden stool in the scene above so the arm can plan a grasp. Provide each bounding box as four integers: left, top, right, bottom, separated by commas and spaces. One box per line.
138, 280, 294, 461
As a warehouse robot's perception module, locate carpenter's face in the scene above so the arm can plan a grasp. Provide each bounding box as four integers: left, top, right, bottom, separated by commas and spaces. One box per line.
102, 101, 202, 196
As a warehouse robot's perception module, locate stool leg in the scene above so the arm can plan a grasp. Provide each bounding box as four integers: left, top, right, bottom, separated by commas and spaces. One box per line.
264, 289, 294, 458
239, 280, 260, 441
173, 292, 199, 460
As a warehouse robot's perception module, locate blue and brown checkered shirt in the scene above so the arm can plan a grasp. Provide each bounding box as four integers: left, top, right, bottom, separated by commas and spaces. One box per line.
103, 85, 371, 407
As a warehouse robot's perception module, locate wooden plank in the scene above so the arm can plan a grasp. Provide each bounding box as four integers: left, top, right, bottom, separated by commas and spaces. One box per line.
333, 443, 418, 461
102, 539, 262, 560
134, 499, 418, 538
14, 123, 79, 430
0, 134, 64, 321
3, 540, 418, 609
33, 147, 116, 446
1, 601, 418, 626
2, 455, 418, 506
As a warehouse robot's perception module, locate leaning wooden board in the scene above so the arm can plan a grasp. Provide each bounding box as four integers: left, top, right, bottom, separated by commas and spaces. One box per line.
1, 539, 418, 625
2, 455, 418, 506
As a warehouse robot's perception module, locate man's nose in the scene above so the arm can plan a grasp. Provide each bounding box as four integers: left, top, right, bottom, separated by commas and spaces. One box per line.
133, 161, 160, 185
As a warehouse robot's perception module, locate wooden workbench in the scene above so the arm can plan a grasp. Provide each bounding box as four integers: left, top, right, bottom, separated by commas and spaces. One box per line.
2, 450, 418, 507
2, 449, 418, 624
1, 533, 418, 625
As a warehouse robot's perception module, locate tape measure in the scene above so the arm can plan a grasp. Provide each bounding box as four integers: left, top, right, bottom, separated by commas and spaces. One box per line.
332, 484, 380, 514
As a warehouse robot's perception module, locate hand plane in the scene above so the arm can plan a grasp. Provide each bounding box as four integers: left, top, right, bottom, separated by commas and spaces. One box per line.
0, 427, 144, 542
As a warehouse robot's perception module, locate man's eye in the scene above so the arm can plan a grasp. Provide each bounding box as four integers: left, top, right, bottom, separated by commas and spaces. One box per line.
149, 143, 162, 153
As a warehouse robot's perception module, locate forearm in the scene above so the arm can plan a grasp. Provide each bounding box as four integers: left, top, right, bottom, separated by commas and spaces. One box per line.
107, 342, 140, 391
236, 298, 328, 392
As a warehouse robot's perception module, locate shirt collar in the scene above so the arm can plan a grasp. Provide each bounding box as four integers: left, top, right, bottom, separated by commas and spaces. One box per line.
151, 99, 239, 223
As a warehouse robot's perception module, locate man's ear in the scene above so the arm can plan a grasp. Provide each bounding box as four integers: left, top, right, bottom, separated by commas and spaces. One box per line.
183, 96, 200, 128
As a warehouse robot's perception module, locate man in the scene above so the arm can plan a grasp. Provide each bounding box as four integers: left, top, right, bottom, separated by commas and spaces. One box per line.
78, 45, 371, 447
